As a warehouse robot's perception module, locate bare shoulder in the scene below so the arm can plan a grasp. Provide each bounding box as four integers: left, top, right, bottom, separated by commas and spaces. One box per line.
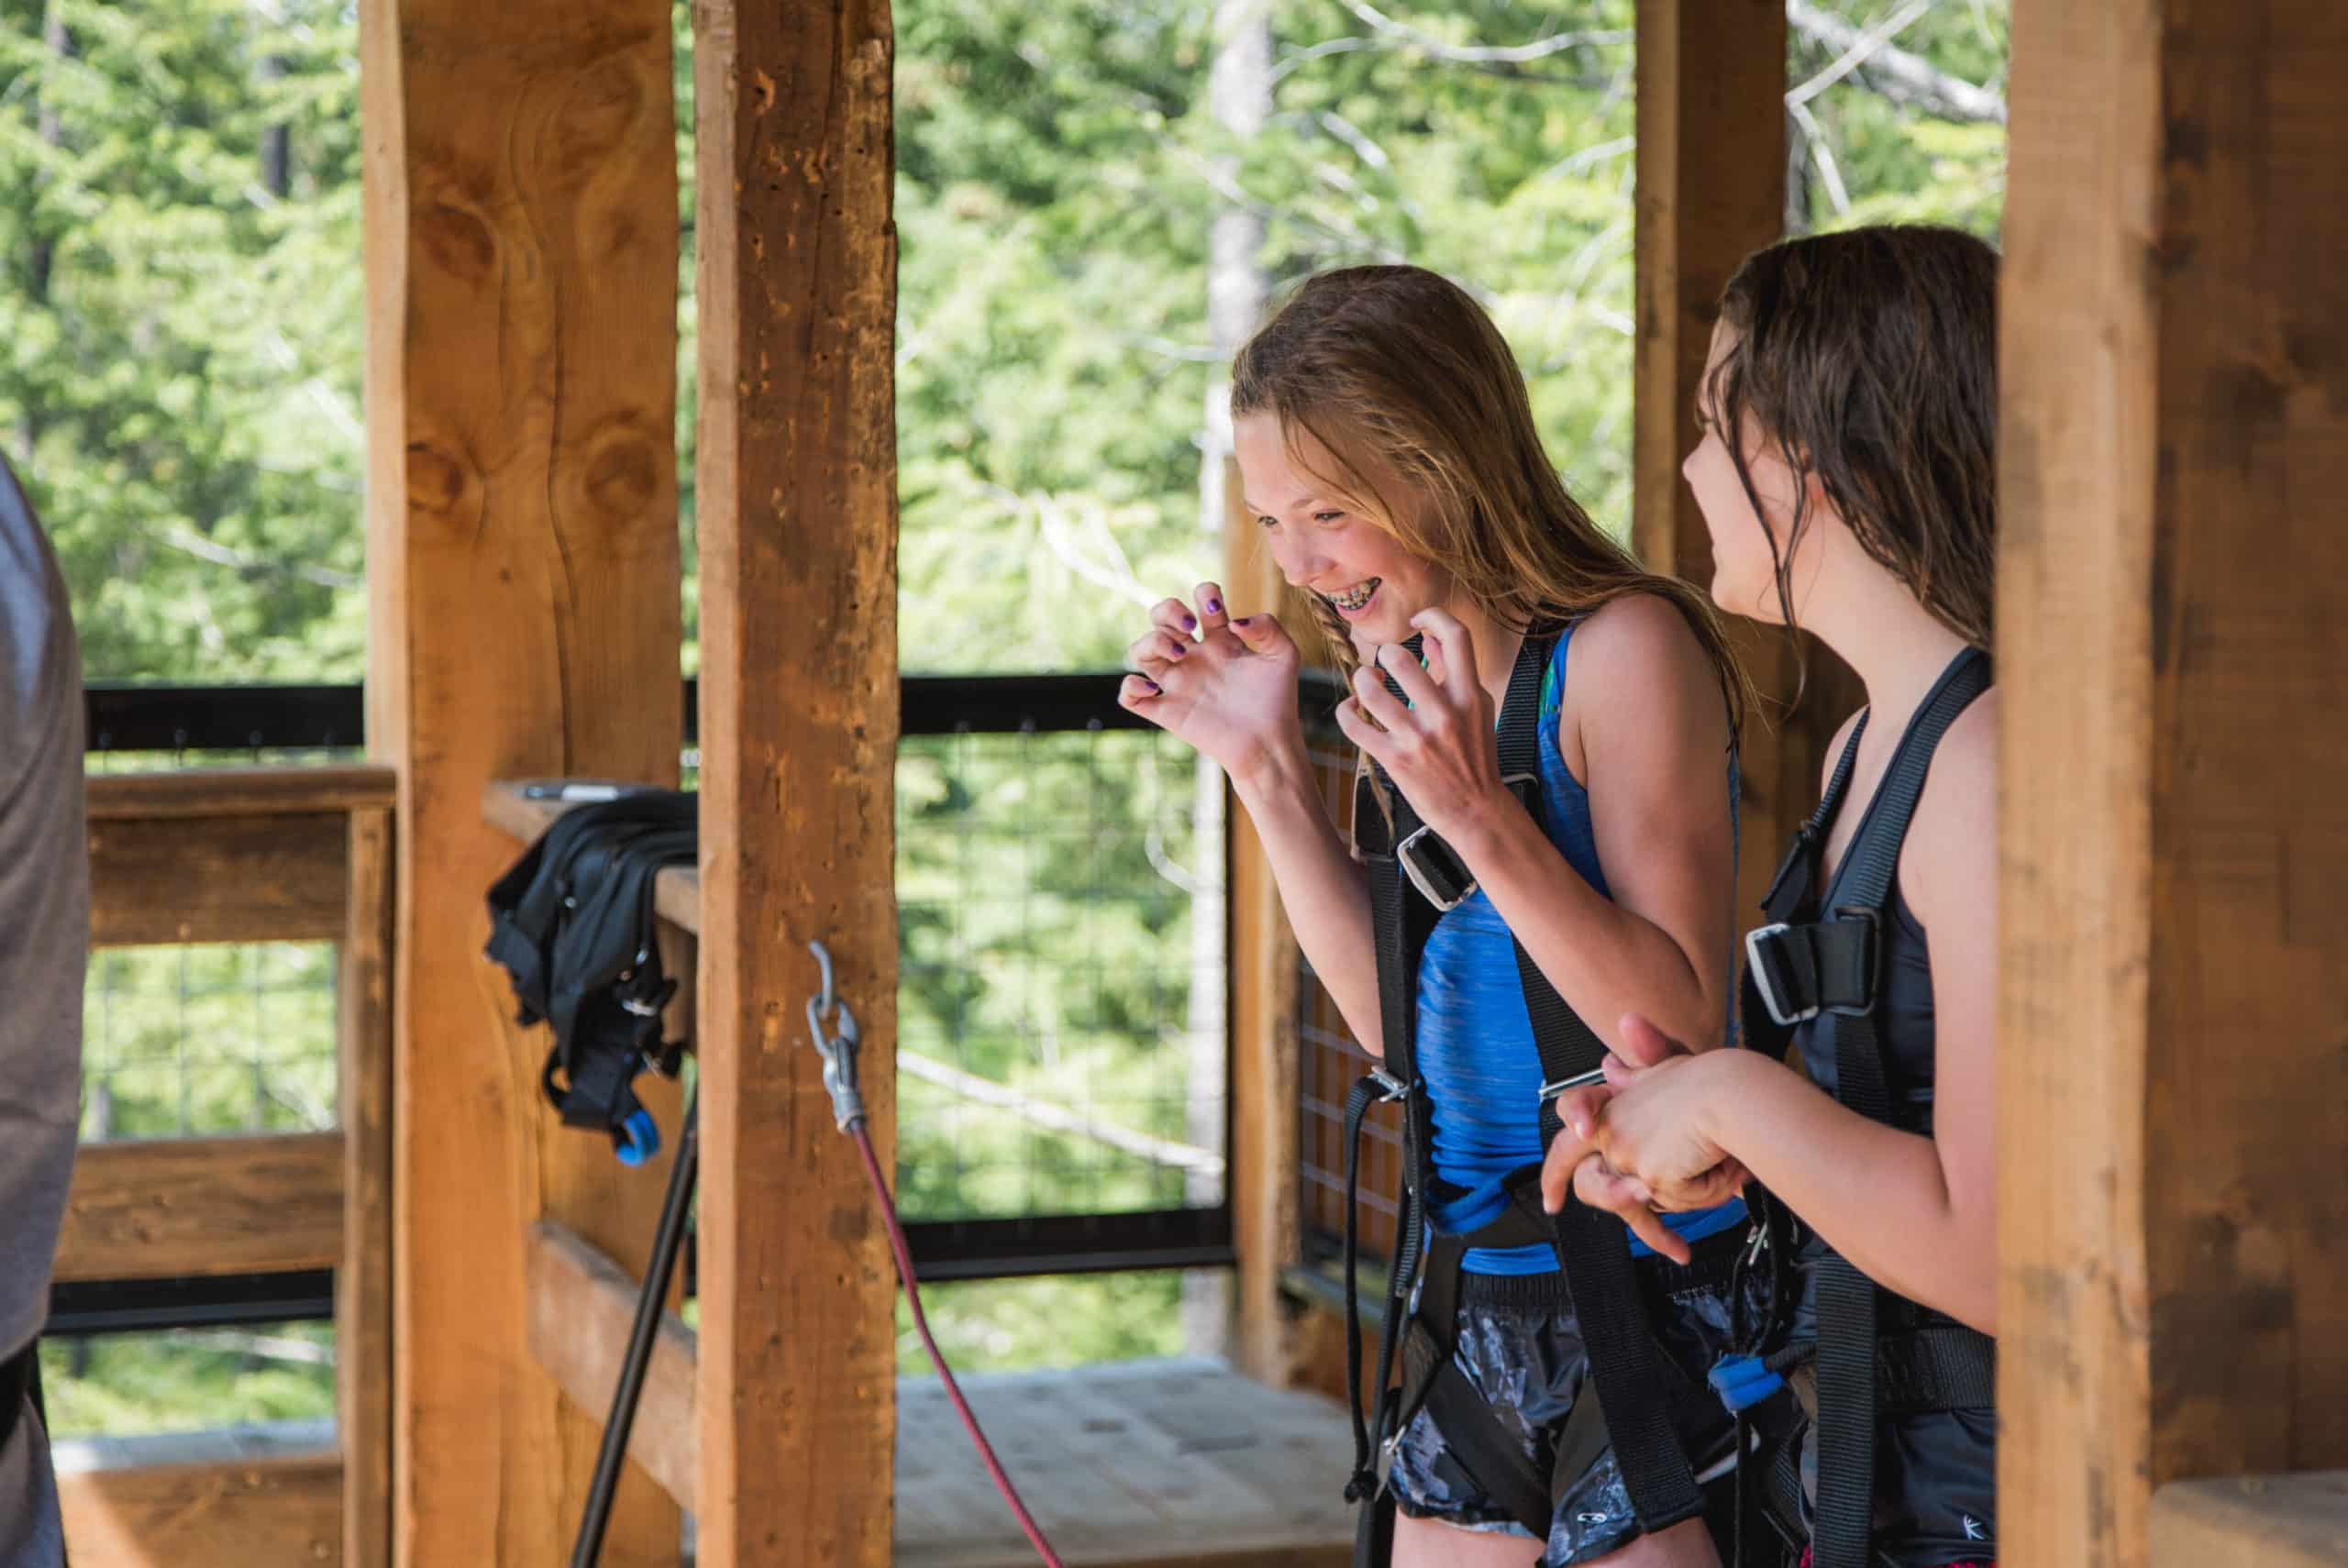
1562, 591, 1730, 783
1569, 593, 1721, 713
1902, 687, 1998, 919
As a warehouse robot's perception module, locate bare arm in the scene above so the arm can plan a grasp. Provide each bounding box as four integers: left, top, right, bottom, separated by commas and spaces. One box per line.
1230, 738, 1384, 1057
1595, 696, 1999, 1331
1449, 596, 1738, 1056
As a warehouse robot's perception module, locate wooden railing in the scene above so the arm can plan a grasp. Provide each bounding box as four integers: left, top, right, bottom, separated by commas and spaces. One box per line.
56, 764, 396, 1568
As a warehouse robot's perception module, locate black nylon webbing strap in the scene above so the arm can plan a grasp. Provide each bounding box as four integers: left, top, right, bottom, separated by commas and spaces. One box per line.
1741, 718, 1868, 1062
1808, 647, 1989, 1568
1491, 631, 1706, 1537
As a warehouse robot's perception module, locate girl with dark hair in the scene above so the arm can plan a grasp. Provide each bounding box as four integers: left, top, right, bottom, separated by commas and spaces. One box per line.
1120, 263, 1756, 1568
1542, 225, 2001, 1568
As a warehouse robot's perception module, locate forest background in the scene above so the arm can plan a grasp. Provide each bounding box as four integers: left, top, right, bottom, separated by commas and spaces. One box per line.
0, 0, 2007, 1436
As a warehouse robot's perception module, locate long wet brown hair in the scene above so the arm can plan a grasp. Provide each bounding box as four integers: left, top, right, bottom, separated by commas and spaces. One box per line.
1707, 226, 1999, 650
1231, 264, 1748, 740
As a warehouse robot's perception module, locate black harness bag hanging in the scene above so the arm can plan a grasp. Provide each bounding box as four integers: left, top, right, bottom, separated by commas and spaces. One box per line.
485, 789, 697, 1163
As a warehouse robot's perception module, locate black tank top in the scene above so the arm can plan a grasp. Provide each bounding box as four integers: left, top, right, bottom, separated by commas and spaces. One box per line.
1780, 660, 1998, 1565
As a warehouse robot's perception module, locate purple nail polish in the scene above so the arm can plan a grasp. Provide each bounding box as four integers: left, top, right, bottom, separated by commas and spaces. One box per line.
1168, 643, 1186, 657
1205, 597, 1223, 615
1181, 612, 1197, 628
1233, 616, 1253, 627
1141, 679, 1160, 693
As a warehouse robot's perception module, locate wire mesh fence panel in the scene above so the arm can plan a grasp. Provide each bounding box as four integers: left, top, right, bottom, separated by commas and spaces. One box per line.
82, 942, 338, 1140
1293, 724, 1404, 1271
895, 725, 1225, 1222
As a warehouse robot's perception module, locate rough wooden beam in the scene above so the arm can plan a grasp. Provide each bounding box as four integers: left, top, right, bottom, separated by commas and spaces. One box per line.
2152, 1474, 2348, 1568
525, 1219, 700, 1510
87, 811, 348, 946
57, 1452, 343, 1566
360, 0, 687, 1559
54, 1132, 343, 1282
1632, 0, 1858, 932
84, 765, 398, 822
2000, 5, 2348, 1565
692, 0, 899, 1559
1224, 455, 1305, 1387
339, 806, 395, 1568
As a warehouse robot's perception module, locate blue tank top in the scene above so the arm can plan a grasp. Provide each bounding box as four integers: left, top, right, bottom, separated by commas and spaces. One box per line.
1417, 624, 1746, 1274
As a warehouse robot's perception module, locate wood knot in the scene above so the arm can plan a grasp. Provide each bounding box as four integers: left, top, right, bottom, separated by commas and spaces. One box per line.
404, 440, 473, 525
417, 200, 497, 282
583, 425, 661, 520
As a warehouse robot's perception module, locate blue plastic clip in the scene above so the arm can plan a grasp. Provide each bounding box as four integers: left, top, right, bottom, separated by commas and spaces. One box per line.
1707, 1353, 1785, 1414
614, 1108, 661, 1166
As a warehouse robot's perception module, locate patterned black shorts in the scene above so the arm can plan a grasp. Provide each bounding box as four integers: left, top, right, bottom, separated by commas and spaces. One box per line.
1386, 1242, 1758, 1567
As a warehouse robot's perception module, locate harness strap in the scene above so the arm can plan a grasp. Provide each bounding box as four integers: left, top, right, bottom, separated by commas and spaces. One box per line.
1337, 627, 1708, 1553
1808, 647, 1991, 1568
1493, 632, 1705, 1538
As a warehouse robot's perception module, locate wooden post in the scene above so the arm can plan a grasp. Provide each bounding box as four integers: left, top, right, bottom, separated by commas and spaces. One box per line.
360, 0, 686, 1559
691, 0, 899, 1562
339, 806, 395, 1568
1224, 459, 1304, 1386
1633, 0, 1861, 922
2000, 4, 2348, 1565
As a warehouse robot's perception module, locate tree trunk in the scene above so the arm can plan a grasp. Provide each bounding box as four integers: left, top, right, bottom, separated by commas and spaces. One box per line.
1182, 0, 1270, 1359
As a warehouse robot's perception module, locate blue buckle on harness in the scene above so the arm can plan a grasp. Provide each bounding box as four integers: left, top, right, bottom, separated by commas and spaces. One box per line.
1707, 1353, 1785, 1414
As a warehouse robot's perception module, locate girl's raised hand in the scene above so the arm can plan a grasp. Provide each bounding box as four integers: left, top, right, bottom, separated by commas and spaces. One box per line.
1332, 608, 1507, 840
1118, 581, 1302, 779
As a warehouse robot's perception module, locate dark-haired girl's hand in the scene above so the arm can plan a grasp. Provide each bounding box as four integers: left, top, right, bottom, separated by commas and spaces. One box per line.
1118, 581, 1302, 783
1332, 608, 1510, 841
1580, 1012, 1749, 1209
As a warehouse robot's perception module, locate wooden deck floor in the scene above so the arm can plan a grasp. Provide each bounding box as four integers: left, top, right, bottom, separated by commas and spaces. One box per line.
897, 1357, 1357, 1568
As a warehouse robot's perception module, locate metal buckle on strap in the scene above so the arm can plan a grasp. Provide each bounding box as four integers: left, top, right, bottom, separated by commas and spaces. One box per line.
1744, 922, 1819, 1028
1392, 773, 1535, 913
1368, 1066, 1409, 1103
1536, 1066, 1607, 1103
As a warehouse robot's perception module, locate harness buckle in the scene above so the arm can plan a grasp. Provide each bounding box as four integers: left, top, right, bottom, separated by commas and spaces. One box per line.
1822, 906, 1881, 1017
1536, 1066, 1608, 1103
1744, 922, 1820, 1027
1368, 1066, 1409, 1103
1393, 773, 1536, 912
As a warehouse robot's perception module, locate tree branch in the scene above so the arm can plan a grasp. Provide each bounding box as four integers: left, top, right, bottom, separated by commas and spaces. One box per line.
1787, 0, 2007, 125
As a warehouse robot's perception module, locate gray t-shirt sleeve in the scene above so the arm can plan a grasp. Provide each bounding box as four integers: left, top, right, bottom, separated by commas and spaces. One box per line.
0, 456, 85, 1568
0, 454, 87, 1362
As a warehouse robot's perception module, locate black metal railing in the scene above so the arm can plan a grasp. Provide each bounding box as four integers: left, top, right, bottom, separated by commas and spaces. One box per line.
60, 676, 1235, 1336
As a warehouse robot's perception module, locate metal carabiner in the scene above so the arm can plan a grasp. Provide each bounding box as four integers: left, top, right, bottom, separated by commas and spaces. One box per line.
805, 941, 867, 1132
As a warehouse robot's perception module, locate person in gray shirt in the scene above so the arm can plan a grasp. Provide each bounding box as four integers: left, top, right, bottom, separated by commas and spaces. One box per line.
0, 453, 87, 1568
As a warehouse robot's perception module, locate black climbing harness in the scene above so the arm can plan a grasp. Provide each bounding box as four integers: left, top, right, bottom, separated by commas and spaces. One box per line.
485, 788, 697, 1165
1338, 628, 1722, 1565
1733, 646, 1999, 1568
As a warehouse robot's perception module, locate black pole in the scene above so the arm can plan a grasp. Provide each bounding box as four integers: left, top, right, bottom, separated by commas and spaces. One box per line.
571, 1090, 699, 1568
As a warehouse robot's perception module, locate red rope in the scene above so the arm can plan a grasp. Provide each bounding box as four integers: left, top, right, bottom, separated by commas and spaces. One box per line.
850, 1123, 1067, 1568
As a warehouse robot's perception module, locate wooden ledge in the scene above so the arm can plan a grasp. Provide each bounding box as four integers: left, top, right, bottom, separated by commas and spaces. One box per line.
56, 1132, 345, 1283
482, 781, 702, 934
2152, 1473, 2348, 1568
87, 764, 396, 822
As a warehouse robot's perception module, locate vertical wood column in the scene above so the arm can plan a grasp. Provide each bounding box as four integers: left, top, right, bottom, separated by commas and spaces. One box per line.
360, 0, 685, 1558
338, 806, 395, 1568
691, 0, 899, 1561
2001, 4, 2348, 1564
1634, 0, 1861, 922
1224, 460, 1304, 1386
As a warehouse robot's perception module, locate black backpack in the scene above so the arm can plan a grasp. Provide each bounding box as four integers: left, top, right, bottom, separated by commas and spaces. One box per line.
485, 790, 697, 1163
